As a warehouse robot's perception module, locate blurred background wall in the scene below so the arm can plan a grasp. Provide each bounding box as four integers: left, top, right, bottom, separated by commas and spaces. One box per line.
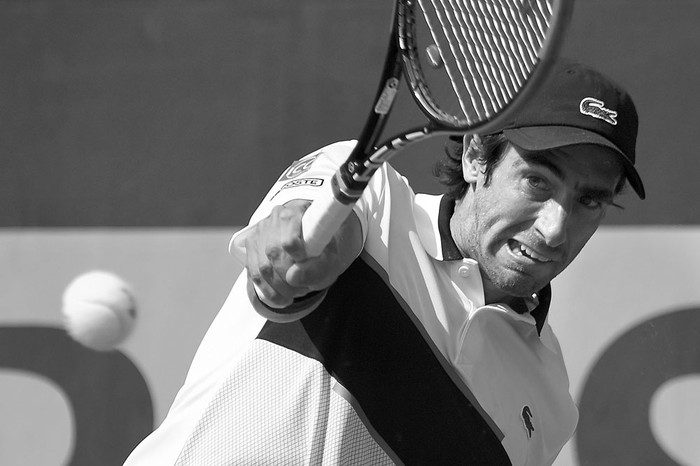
0, 1, 698, 465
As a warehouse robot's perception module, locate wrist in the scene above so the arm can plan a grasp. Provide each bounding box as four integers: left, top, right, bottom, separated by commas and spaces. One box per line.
246, 280, 328, 323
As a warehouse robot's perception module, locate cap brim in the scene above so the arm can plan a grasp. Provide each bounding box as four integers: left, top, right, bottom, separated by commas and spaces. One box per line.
503, 126, 646, 199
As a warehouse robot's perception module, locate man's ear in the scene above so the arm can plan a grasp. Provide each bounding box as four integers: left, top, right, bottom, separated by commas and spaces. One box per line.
461, 135, 482, 184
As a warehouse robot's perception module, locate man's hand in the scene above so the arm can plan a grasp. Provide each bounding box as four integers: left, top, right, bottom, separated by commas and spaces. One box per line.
235, 200, 363, 313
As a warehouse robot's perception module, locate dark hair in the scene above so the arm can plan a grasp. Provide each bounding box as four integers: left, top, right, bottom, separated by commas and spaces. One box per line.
434, 134, 629, 201
433, 133, 510, 200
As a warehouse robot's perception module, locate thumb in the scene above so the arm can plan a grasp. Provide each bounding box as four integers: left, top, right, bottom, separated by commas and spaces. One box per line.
285, 263, 307, 288
285, 260, 334, 290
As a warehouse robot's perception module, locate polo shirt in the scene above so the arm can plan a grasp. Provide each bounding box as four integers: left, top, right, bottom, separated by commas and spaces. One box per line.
123, 141, 578, 466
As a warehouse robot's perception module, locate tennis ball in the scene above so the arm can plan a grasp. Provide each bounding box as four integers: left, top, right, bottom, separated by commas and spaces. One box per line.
62, 270, 137, 351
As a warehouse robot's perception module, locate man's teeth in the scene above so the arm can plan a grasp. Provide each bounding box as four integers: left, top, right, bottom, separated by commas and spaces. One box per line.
517, 244, 550, 262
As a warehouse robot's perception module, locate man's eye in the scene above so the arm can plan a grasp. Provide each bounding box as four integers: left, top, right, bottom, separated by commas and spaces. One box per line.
579, 195, 604, 210
526, 176, 547, 190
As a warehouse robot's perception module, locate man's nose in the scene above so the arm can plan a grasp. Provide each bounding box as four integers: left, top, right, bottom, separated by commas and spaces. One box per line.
535, 200, 568, 247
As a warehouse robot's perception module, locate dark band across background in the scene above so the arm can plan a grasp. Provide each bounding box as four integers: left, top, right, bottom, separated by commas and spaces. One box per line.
0, 0, 697, 227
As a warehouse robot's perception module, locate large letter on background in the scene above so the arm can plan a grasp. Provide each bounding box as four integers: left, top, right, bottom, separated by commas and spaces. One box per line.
0, 326, 153, 466
576, 308, 700, 466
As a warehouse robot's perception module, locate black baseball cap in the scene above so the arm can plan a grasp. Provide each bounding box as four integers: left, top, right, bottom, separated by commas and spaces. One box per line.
499, 58, 645, 199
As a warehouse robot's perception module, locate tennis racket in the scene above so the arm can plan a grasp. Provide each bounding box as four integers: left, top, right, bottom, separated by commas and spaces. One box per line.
299, 0, 574, 257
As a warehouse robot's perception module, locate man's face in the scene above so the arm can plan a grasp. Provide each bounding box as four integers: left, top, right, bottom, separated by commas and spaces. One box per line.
451, 142, 624, 303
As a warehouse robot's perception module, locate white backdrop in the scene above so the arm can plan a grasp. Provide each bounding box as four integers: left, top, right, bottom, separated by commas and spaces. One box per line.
550, 227, 700, 466
0, 227, 698, 465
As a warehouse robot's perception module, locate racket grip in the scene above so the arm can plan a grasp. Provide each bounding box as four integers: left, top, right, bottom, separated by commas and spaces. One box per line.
301, 192, 356, 258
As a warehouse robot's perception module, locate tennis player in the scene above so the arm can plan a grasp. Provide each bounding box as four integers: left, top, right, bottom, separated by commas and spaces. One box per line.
124, 59, 645, 465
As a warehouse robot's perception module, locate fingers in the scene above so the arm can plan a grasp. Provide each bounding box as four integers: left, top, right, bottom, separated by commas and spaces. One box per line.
243, 203, 312, 307
274, 203, 309, 263
287, 211, 363, 289
284, 239, 340, 289
240, 201, 362, 310
245, 239, 299, 308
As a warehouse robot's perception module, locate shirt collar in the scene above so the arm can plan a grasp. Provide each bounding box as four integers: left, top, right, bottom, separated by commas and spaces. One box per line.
414, 193, 551, 335
437, 195, 465, 261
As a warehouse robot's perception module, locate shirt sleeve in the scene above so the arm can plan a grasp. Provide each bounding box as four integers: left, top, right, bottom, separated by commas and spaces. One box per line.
229, 140, 375, 254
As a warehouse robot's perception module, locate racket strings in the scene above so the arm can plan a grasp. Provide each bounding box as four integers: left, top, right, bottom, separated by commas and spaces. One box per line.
418, 0, 554, 125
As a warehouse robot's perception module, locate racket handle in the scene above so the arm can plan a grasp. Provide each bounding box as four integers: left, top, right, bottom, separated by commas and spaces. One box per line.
301, 190, 356, 258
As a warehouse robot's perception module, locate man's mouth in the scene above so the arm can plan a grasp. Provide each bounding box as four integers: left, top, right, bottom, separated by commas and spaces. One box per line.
508, 240, 553, 263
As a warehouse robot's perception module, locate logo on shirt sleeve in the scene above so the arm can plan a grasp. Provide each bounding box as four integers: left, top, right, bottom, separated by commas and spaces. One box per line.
278, 153, 320, 181
521, 405, 535, 439
280, 178, 324, 190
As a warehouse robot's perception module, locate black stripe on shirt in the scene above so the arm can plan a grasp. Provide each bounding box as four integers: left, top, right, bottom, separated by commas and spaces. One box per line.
258, 257, 512, 466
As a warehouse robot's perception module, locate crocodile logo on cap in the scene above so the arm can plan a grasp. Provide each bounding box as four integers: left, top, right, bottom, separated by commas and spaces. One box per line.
580, 97, 618, 126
